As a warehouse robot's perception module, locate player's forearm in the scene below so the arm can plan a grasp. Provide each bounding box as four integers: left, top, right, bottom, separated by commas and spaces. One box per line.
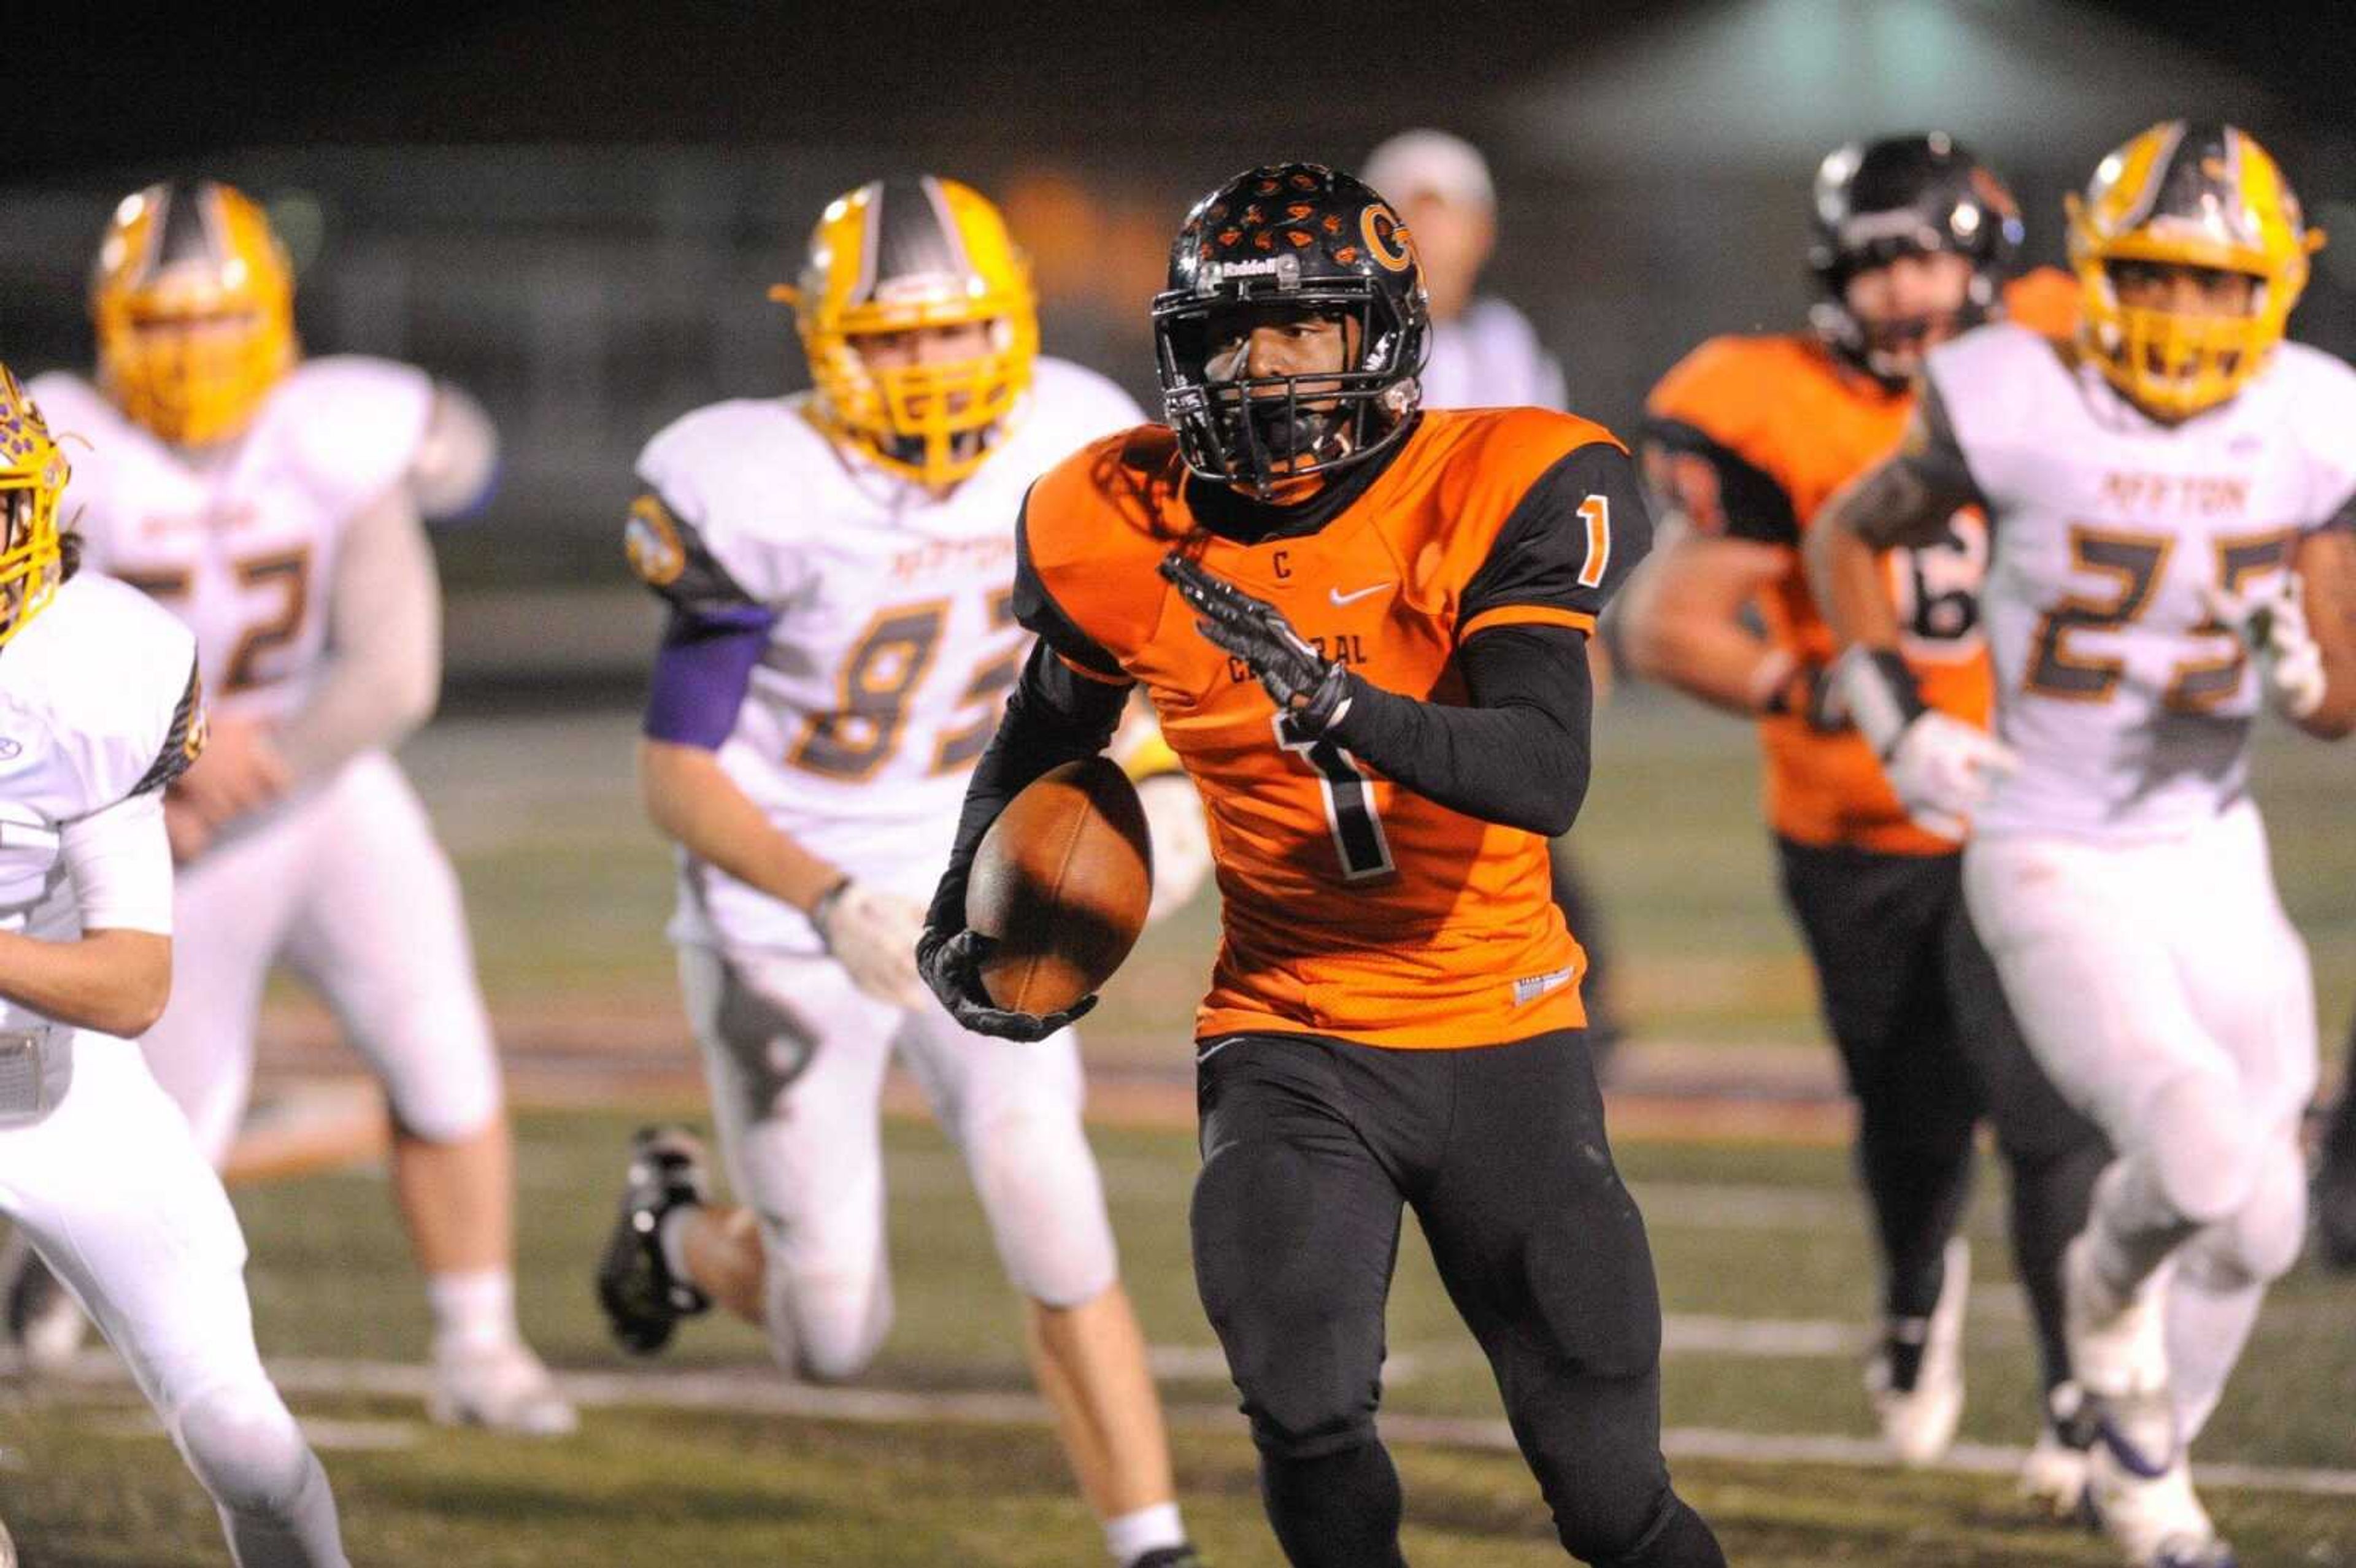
2293, 531, 2356, 740
1803, 520, 1905, 651
276, 489, 443, 782
1614, 530, 1800, 717
924, 641, 1130, 934
638, 740, 844, 913
0, 929, 171, 1037
1621, 595, 1792, 717
1330, 625, 1593, 838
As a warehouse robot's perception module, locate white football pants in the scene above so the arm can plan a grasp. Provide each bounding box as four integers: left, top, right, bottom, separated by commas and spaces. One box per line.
678, 943, 1120, 1382
141, 750, 504, 1163
0, 1033, 346, 1566
1965, 800, 2315, 1439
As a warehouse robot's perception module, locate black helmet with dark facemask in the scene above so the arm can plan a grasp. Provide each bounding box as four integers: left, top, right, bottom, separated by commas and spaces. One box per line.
1152, 163, 1431, 498
1807, 134, 2023, 389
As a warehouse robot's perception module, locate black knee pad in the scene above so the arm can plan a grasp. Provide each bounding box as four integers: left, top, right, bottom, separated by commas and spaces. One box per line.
1191, 1139, 1389, 1459
1579, 1487, 1726, 1568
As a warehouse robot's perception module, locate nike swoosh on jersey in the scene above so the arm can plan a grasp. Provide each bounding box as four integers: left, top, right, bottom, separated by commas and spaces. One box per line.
1329, 582, 1394, 606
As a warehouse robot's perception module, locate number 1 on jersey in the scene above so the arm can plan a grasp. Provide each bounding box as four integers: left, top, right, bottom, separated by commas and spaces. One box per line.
1274, 712, 1395, 882
1577, 494, 1612, 590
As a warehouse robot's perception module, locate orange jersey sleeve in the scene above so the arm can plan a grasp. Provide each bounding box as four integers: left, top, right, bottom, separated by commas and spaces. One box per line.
1642, 333, 1993, 855
1020, 411, 1635, 1048
2001, 266, 2081, 342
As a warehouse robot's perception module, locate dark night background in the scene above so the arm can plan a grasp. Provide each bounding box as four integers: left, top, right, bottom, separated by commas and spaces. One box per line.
8, 1, 2352, 621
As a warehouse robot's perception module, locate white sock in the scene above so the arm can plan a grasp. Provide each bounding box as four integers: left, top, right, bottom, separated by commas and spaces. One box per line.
1103, 1502, 1185, 1564
2165, 1255, 2267, 1443
425, 1269, 518, 1356
657, 1204, 701, 1288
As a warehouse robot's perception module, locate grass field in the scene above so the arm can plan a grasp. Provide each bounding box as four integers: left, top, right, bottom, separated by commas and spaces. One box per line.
2, 1113, 2353, 1565
3, 691, 2353, 1564
398, 690, 2356, 1068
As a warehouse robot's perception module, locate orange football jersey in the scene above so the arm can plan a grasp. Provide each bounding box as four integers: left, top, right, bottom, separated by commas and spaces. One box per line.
1021, 409, 1642, 1048
1640, 271, 2077, 854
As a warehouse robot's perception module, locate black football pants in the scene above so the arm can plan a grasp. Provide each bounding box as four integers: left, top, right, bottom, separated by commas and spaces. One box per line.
1777, 836, 2109, 1393
1191, 1028, 1723, 1567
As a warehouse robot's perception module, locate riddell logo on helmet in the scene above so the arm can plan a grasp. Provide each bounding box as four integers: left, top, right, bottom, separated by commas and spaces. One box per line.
1199, 254, 1303, 291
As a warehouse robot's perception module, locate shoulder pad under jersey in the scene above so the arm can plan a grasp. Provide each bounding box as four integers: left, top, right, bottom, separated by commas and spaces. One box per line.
1922, 321, 2069, 504
2265, 343, 2356, 527
2, 576, 202, 815
272, 355, 436, 511
633, 397, 836, 609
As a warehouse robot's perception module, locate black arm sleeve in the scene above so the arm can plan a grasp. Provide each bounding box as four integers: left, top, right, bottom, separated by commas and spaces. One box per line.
1327, 622, 1593, 839
923, 639, 1134, 934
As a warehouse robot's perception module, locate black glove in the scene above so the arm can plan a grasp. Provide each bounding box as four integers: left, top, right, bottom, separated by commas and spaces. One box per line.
915, 926, 1098, 1043
1763, 659, 1849, 733
1159, 553, 1355, 737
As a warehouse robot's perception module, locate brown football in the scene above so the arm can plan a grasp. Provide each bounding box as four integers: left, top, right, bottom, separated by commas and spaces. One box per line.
966, 756, 1155, 1017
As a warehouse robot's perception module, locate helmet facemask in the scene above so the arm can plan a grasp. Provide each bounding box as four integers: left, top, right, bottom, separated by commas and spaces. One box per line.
2088, 259, 2273, 421
1811, 243, 2000, 387
814, 310, 1036, 486
1808, 136, 2022, 391
1154, 164, 1434, 501
2067, 121, 2322, 423
779, 176, 1040, 491
1155, 273, 1423, 499
92, 183, 296, 448
0, 372, 67, 648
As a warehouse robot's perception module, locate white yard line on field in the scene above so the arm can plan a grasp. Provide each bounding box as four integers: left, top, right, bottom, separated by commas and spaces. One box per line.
13, 1351, 2356, 1499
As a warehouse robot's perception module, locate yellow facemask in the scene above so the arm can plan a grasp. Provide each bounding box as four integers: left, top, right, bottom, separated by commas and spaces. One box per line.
772, 176, 1039, 488
92, 182, 297, 447
2067, 121, 2323, 421
0, 366, 69, 648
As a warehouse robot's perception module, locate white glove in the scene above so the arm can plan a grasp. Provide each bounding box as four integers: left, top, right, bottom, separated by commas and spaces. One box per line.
810, 880, 930, 1010
2205, 575, 2326, 721
1138, 772, 1214, 924
1882, 712, 2019, 840
1833, 645, 2016, 840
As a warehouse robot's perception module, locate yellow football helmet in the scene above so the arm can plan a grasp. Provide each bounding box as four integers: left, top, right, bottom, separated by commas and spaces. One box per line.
2067, 121, 2323, 421
0, 366, 69, 648
771, 176, 1038, 488
91, 182, 297, 446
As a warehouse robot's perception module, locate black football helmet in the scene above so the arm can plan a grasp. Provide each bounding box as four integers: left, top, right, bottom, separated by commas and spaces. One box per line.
1807, 133, 2023, 387
1152, 163, 1431, 497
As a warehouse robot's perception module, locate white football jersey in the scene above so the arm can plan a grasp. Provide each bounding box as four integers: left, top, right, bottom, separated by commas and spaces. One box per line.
29, 358, 433, 723
0, 576, 199, 1021
1928, 323, 2356, 842
635, 357, 1144, 951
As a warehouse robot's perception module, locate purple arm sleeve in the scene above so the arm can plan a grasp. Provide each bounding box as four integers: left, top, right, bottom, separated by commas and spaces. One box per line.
642, 607, 776, 748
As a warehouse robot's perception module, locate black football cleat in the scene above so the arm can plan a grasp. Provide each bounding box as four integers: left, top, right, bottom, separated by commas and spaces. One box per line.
596, 1126, 713, 1355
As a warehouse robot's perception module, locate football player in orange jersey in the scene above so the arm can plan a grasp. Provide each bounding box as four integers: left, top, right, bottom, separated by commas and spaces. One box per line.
918, 164, 1724, 1568
1617, 136, 2108, 1491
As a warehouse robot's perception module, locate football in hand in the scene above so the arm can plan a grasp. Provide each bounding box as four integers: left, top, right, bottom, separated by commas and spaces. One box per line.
965, 757, 1155, 1017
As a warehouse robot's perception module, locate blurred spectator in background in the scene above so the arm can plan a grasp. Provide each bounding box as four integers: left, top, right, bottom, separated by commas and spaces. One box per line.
1363, 129, 1565, 409
1364, 128, 1622, 1058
